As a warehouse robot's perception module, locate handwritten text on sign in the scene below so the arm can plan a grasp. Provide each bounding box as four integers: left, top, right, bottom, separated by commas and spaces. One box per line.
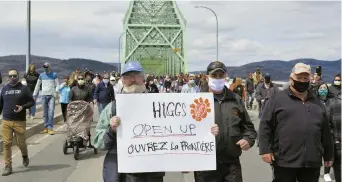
116, 93, 216, 173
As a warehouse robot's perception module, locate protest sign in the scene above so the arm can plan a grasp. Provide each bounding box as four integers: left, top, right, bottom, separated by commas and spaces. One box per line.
116, 93, 216, 173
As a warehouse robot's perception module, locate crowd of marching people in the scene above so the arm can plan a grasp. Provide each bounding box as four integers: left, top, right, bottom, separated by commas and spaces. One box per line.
0, 60, 340, 182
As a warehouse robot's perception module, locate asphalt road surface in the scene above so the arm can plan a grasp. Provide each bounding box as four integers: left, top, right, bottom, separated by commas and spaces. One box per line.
0, 110, 333, 182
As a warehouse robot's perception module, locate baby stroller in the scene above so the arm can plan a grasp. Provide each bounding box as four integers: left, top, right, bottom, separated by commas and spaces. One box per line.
63, 100, 97, 160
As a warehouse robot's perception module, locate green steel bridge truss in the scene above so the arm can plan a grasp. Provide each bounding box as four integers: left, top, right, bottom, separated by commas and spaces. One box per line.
122, 0, 187, 76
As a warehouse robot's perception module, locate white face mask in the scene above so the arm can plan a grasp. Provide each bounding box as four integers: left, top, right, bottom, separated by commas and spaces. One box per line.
103, 79, 109, 84
78, 80, 85, 85
122, 84, 146, 94
21, 81, 27, 86
208, 78, 226, 92
334, 80, 341, 86
110, 81, 115, 85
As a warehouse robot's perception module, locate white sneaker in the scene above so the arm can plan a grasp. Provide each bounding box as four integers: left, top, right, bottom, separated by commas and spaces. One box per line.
30, 116, 35, 120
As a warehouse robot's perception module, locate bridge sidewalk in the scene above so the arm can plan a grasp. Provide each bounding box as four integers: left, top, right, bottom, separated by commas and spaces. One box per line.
0, 102, 63, 153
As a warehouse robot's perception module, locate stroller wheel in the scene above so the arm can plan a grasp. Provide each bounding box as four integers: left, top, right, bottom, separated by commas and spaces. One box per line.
73, 145, 80, 160
63, 140, 68, 155
94, 148, 98, 154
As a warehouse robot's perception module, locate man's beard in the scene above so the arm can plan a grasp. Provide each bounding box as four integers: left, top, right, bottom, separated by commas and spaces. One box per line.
122, 84, 146, 94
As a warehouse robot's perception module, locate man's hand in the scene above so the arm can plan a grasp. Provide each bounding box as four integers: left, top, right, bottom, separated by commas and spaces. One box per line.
324, 161, 333, 167
110, 116, 121, 131
14, 105, 23, 113
210, 124, 219, 136
236, 139, 250, 151
262, 153, 274, 163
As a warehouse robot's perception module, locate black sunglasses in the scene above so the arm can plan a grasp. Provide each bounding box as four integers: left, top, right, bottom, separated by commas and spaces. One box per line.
9, 75, 18, 78
78, 78, 84, 80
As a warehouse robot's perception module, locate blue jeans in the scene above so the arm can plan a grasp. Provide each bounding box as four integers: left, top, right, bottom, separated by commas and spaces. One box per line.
98, 102, 109, 116
42, 95, 55, 130
29, 104, 36, 117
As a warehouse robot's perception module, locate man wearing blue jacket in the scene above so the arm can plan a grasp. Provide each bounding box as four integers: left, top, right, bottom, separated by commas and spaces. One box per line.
93, 73, 114, 115
1, 69, 35, 176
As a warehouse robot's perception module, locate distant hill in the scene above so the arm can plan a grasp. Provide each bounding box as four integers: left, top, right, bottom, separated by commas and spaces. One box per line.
0, 55, 340, 82
191, 58, 341, 82
0, 55, 117, 78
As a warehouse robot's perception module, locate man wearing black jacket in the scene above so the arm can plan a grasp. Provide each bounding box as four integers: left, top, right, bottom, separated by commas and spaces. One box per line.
194, 61, 257, 182
258, 63, 334, 182
0, 69, 35, 176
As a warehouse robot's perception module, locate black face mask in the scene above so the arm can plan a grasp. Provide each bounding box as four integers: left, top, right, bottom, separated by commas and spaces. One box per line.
291, 78, 310, 93
265, 78, 271, 84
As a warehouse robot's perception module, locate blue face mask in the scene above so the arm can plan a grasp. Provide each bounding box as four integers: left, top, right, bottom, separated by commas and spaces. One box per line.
189, 80, 195, 85
318, 89, 328, 96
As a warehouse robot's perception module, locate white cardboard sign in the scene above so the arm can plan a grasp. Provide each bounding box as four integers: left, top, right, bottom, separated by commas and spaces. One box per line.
116, 93, 216, 173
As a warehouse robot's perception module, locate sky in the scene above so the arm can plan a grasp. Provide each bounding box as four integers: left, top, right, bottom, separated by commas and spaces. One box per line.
0, 0, 341, 71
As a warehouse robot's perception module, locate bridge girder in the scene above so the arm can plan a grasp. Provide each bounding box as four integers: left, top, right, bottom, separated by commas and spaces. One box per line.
122, 0, 187, 76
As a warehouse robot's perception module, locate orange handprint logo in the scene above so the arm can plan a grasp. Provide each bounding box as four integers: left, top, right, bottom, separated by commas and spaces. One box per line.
190, 97, 211, 122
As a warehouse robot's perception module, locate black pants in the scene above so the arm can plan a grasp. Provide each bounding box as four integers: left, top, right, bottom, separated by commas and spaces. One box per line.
60, 103, 68, 122
333, 148, 341, 182
323, 148, 341, 182
272, 166, 320, 182
194, 162, 243, 182
124, 173, 164, 182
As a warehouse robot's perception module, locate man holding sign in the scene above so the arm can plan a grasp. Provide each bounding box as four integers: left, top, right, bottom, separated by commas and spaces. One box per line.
194, 61, 257, 182
94, 61, 219, 182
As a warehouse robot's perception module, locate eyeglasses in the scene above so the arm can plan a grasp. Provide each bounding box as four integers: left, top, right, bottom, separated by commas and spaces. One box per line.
9, 75, 17, 78
78, 78, 84, 80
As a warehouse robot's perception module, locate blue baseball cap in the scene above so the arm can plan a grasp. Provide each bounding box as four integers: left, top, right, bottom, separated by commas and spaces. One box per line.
122, 61, 144, 75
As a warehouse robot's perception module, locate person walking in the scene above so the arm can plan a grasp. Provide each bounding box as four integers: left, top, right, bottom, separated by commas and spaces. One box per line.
1, 69, 35, 176
194, 61, 257, 182
245, 73, 255, 109
93, 73, 115, 115
258, 63, 334, 182
181, 74, 200, 93
33, 62, 59, 135
59, 76, 71, 122
325, 92, 341, 182
23, 64, 40, 119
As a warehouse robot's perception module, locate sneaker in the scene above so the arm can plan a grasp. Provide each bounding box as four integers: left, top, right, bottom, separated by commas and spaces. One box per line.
48, 129, 54, 135
23, 156, 29, 167
43, 128, 48, 134
2, 165, 12, 176
30, 116, 35, 120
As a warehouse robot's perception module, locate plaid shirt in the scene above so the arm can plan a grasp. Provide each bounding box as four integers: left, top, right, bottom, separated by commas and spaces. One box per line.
326, 93, 341, 142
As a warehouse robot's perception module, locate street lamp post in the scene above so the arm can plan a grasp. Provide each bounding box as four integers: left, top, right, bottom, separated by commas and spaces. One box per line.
195, 6, 219, 61
118, 32, 125, 74
26, 0, 31, 72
